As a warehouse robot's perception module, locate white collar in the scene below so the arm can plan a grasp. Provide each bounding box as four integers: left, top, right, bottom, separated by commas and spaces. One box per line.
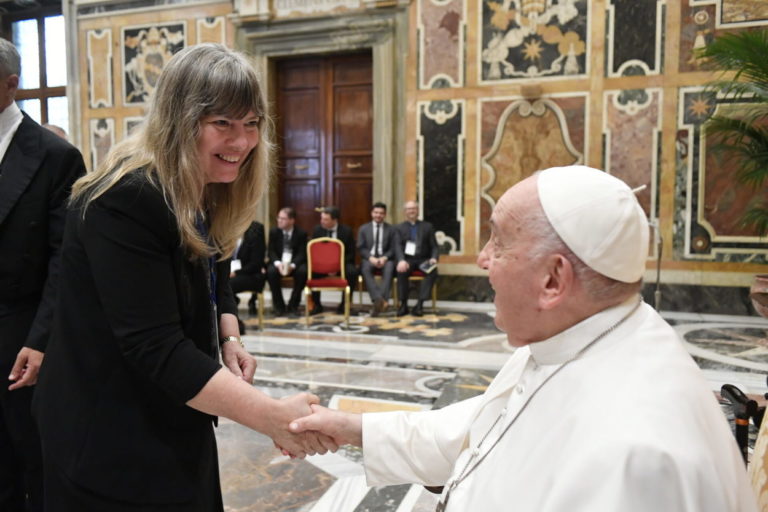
529, 295, 641, 365
0, 102, 22, 136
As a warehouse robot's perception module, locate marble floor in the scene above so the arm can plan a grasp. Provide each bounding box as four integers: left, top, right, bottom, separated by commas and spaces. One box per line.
218, 294, 768, 512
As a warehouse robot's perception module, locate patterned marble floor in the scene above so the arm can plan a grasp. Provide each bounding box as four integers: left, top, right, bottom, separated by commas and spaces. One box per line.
218, 297, 768, 512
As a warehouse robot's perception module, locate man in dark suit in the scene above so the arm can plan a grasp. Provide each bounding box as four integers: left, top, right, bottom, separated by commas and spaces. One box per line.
357, 202, 397, 317
394, 200, 439, 317
230, 221, 266, 316
308, 206, 356, 315
266, 207, 308, 316
0, 39, 86, 512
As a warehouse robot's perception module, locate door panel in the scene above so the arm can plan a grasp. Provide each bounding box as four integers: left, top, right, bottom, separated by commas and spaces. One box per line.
276, 53, 372, 237
282, 90, 321, 155
334, 86, 373, 152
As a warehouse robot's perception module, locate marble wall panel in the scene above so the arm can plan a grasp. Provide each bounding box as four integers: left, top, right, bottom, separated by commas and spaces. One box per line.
123, 116, 143, 139
86, 29, 113, 108
418, 0, 465, 88
603, 88, 662, 219
419, 100, 465, 254
605, 0, 665, 77
479, 0, 589, 83
122, 22, 186, 105
674, 86, 768, 262
478, 94, 586, 241
89, 118, 115, 171
196, 16, 226, 44
680, 1, 768, 73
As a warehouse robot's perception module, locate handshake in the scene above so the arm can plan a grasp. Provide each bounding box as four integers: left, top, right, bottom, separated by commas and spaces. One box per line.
267, 394, 363, 459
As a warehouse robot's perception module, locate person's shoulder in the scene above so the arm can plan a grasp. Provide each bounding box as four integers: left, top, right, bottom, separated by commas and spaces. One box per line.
91, 172, 169, 220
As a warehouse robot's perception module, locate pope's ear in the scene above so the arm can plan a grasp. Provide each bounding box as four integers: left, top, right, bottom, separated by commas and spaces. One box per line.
539, 253, 572, 310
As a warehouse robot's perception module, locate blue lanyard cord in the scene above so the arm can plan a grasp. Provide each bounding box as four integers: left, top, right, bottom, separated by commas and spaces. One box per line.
195, 216, 217, 306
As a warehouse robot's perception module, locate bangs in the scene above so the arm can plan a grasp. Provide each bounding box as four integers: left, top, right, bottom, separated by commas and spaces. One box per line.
203, 62, 263, 119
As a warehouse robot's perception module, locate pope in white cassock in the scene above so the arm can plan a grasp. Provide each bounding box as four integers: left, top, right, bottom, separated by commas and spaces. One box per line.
290, 165, 758, 511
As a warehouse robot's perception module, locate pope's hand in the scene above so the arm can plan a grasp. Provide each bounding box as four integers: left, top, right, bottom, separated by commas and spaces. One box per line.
289, 404, 363, 447
268, 394, 339, 458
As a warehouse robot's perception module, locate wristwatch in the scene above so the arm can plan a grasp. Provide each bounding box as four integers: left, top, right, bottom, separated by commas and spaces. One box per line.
220, 335, 245, 348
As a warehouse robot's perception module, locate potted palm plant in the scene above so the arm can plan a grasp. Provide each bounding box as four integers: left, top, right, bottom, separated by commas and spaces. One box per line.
698, 29, 768, 316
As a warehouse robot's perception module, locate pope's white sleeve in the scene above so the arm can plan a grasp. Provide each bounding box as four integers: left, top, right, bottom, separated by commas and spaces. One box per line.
362, 395, 483, 487
539, 442, 757, 512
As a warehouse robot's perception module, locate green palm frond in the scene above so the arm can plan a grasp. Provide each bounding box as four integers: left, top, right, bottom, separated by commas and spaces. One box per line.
699, 29, 768, 235
697, 31, 768, 90
742, 205, 768, 237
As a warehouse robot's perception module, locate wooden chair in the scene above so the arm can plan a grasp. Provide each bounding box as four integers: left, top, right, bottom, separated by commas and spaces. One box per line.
304, 237, 350, 328
247, 291, 265, 330
402, 269, 438, 315
357, 269, 397, 307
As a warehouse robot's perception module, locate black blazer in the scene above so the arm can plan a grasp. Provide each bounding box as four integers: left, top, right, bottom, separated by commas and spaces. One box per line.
312, 223, 355, 266
33, 173, 233, 505
0, 113, 85, 368
234, 221, 265, 276
394, 220, 439, 262
267, 225, 307, 267
357, 221, 397, 261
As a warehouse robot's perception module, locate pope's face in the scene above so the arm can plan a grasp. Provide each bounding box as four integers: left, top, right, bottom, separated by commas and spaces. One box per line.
198, 111, 260, 184
477, 177, 542, 346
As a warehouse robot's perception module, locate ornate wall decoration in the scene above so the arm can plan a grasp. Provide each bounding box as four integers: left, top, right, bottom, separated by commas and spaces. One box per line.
89, 118, 115, 171
418, 0, 465, 88
87, 29, 113, 108
603, 88, 662, 220
479, 0, 589, 83
605, 0, 665, 77
419, 100, 465, 254
478, 95, 586, 241
122, 23, 185, 105
123, 116, 144, 139
674, 86, 768, 262
680, 1, 768, 73
197, 16, 226, 44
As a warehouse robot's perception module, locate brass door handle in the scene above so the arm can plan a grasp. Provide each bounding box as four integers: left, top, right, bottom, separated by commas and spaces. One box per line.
294, 164, 309, 170
347, 162, 362, 169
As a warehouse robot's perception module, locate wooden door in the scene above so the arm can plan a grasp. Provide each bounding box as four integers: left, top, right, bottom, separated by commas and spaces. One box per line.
275, 53, 373, 235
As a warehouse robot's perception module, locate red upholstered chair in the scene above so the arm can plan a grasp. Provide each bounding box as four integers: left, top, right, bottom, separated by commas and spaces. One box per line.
304, 237, 350, 328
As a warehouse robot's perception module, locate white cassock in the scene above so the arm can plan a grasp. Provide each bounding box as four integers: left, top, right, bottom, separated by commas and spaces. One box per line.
362, 297, 757, 511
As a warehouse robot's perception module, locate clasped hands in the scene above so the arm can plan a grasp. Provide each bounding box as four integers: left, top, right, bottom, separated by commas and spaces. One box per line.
276, 403, 362, 458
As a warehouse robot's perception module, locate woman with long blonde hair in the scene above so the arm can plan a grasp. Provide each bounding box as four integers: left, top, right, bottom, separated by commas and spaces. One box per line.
33, 44, 334, 511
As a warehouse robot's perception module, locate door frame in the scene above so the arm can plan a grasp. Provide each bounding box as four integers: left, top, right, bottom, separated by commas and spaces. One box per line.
236, 11, 407, 230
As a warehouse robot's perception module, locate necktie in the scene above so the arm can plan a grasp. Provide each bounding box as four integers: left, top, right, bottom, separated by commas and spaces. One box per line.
410, 223, 417, 241
283, 231, 290, 246
373, 224, 380, 257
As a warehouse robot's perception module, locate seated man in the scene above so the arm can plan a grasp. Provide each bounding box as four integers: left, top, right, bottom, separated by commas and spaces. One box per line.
307, 206, 357, 315
291, 166, 758, 512
394, 201, 438, 316
230, 221, 266, 316
357, 202, 397, 317
266, 207, 307, 316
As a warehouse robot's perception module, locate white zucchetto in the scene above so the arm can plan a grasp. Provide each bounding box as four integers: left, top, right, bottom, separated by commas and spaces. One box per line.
537, 165, 649, 283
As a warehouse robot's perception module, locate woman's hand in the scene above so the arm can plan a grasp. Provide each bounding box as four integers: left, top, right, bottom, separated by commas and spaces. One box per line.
221, 339, 257, 382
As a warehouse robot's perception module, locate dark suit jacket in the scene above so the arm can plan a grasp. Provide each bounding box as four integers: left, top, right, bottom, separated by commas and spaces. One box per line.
267, 226, 307, 267
234, 221, 265, 276
394, 220, 439, 262
33, 173, 232, 506
0, 113, 85, 371
313, 223, 355, 266
357, 221, 397, 261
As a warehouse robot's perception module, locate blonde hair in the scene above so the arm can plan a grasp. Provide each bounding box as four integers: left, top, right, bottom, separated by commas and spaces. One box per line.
71, 43, 272, 259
